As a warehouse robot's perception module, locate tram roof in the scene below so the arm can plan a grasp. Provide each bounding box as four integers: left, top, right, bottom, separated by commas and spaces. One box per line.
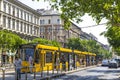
37, 44, 58, 51
74, 50, 83, 54
60, 48, 72, 53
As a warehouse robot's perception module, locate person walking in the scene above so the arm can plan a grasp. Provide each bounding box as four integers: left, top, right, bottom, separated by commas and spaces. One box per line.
14, 57, 22, 80
29, 55, 33, 73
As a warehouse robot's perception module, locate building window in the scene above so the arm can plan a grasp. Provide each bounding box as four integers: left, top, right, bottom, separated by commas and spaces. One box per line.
30, 25, 32, 34
56, 27, 60, 32
34, 26, 36, 35
34, 16, 36, 24
20, 22, 23, 32
40, 36, 44, 38
27, 24, 29, 34
16, 21, 19, 31
48, 27, 52, 32
21, 10, 23, 19
8, 4, 11, 14
24, 12, 26, 20
31, 15, 33, 22
40, 27, 45, 32
43, 20, 45, 24
37, 19, 39, 24
57, 19, 60, 24
33, 26, 35, 34
12, 19, 15, 30
27, 13, 29, 22
3, 16, 6, 27
36, 27, 39, 35
48, 19, 51, 24
8, 17, 11, 29
3, 2, 6, 13
40, 20, 42, 24
24, 23, 26, 33
40, 20, 45, 24
12, 6, 15, 16
17, 8, 19, 18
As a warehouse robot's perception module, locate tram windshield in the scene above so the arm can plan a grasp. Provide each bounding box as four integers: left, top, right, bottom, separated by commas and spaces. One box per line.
19, 48, 34, 61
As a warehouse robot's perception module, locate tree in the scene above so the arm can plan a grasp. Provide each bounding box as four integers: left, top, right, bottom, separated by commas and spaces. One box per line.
34, 0, 120, 26
31, 38, 61, 47
103, 26, 120, 48
67, 38, 83, 50
33, 0, 120, 54
0, 30, 27, 52
67, 38, 110, 58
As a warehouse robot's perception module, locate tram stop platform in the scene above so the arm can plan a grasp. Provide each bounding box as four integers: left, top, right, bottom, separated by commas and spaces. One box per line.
0, 65, 99, 80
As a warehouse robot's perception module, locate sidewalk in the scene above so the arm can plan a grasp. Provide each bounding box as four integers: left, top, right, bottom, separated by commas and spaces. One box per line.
0, 65, 98, 80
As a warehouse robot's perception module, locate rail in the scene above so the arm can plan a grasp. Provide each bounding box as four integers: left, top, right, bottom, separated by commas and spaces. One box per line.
0, 63, 68, 80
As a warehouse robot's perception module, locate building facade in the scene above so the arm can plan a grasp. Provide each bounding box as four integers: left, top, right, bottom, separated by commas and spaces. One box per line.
69, 21, 81, 38
37, 9, 82, 47
0, 0, 41, 40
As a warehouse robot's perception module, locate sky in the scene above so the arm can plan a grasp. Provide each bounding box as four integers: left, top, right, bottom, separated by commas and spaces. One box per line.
19, 0, 109, 45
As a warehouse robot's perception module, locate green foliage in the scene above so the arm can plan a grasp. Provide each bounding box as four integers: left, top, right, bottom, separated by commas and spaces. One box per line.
0, 30, 27, 52
33, 0, 120, 55
31, 38, 61, 47
67, 38, 110, 58
104, 26, 120, 48
38, 0, 120, 27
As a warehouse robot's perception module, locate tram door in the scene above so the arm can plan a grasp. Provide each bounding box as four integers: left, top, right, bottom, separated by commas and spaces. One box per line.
54, 52, 60, 69
68, 54, 74, 70
34, 49, 41, 72
54, 53, 57, 69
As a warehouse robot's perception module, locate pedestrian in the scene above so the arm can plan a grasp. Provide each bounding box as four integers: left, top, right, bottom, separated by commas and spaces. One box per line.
61, 55, 66, 71
14, 57, 22, 80
29, 55, 33, 73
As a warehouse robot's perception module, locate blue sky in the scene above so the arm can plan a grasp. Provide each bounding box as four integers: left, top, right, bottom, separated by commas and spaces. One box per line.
19, 0, 108, 45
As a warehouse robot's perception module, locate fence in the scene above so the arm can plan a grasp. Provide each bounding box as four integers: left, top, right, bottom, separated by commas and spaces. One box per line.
0, 61, 97, 80
0, 64, 67, 80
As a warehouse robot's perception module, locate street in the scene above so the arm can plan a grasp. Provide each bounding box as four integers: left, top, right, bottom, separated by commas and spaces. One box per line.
52, 66, 120, 80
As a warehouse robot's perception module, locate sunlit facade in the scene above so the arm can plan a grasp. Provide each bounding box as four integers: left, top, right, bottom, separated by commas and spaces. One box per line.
0, 0, 41, 40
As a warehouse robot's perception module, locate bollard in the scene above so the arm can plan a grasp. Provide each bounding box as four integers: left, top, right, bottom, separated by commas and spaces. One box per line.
57, 64, 59, 74
65, 64, 66, 72
61, 64, 63, 73
15, 67, 17, 80
33, 67, 36, 80
41, 66, 43, 77
2, 67, 5, 80
52, 65, 54, 75
47, 65, 49, 76
25, 67, 28, 80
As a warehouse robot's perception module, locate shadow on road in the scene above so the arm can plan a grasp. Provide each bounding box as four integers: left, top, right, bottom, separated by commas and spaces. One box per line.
53, 74, 120, 80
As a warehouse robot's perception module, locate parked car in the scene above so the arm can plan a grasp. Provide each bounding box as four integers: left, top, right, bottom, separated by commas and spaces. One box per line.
115, 59, 120, 67
108, 59, 119, 68
101, 59, 109, 66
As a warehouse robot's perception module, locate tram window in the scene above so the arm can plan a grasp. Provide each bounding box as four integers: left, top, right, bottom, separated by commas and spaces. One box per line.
20, 49, 25, 61
60, 53, 68, 63
19, 48, 34, 61
34, 50, 40, 63
46, 52, 52, 63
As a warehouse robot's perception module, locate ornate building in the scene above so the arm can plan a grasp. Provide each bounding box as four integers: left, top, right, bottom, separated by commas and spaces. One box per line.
0, 0, 41, 40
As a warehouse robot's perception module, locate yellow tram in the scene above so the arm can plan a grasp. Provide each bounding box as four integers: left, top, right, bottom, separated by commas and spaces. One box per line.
16, 43, 96, 72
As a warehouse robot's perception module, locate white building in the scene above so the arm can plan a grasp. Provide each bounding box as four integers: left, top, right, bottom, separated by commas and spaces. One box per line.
37, 9, 67, 46
0, 0, 41, 40
37, 9, 82, 47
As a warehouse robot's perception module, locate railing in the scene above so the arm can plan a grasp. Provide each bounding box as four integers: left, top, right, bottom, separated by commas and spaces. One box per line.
0, 62, 97, 80
0, 63, 67, 80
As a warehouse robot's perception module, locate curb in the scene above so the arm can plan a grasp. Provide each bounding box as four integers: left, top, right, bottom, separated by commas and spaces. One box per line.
40, 73, 66, 80
41, 65, 99, 80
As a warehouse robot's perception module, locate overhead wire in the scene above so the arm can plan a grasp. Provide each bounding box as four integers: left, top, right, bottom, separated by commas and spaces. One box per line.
80, 22, 107, 28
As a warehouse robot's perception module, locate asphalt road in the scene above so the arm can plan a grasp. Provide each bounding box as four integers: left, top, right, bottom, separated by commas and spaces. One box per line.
52, 66, 120, 80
